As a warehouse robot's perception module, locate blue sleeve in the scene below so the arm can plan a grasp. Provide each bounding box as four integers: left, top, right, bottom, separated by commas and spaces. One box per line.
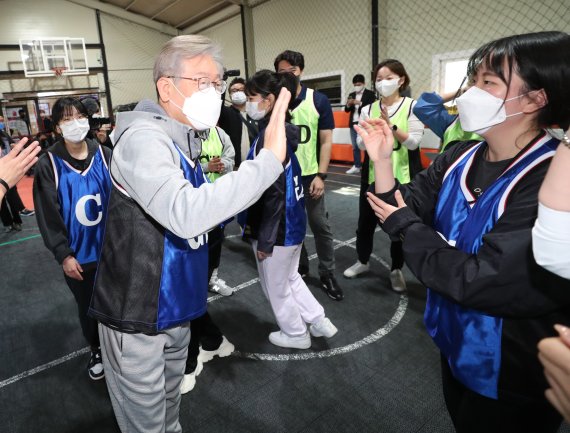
413, 92, 456, 139
313, 91, 335, 130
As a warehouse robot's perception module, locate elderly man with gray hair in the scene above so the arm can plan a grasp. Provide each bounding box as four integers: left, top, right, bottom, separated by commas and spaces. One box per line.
88, 35, 291, 433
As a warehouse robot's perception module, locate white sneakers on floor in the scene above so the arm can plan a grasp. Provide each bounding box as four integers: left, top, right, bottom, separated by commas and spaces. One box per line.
343, 261, 369, 278
209, 268, 233, 296
181, 336, 235, 395
180, 360, 204, 394
269, 331, 312, 349
269, 317, 338, 349
310, 317, 338, 338
346, 165, 361, 174
198, 336, 235, 363
390, 269, 407, 293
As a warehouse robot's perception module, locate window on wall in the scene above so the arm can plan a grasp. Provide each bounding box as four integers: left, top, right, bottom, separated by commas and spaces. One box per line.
302, 73, 342, 106
442, 59, 469, 95
432, 49, 474, 96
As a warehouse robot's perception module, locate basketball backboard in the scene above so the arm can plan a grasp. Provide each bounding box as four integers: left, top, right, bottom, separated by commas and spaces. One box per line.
19, 37, 89, 77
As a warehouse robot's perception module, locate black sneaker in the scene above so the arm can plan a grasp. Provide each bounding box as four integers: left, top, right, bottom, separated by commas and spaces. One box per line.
20, 209, 35, 216
88, 349, 105, 380
320, 274, 344, 301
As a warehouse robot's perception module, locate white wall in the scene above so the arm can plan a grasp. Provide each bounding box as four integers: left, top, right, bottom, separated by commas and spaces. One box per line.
200, 15, 246, 79
0, 0, 173, 108
1, 0, 568, 111
199, 0, 568, 101
252, 0, 372, 97
379, 0, 570, 97
100, 14, 171, 106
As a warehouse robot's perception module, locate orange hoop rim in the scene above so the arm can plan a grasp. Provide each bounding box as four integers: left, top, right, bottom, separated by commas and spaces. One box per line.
51, 67, 68, 77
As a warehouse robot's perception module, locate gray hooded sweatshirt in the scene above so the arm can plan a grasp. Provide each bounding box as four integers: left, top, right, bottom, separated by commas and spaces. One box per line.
110, 99, 282, 239
89, 99, 283, 333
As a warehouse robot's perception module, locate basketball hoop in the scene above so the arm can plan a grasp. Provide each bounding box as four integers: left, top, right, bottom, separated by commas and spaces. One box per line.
51, 66, 68, 77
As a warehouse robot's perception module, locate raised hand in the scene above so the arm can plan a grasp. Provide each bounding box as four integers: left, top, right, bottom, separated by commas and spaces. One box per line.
0, 137, 40, 188
354, 118, 394, 163
263, 87, 292, 163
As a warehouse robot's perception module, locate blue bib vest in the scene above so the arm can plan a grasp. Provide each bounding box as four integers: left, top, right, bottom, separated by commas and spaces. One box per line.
49, 146, 111, 265
157, 144, 209, 331
283, 147, 306, 246
241, 137, 306, 246
426, 133, 558, 399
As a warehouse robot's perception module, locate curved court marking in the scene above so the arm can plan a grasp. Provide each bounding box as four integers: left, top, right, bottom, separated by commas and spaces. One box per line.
0, 232, 405, 388
221, 234, 407, 361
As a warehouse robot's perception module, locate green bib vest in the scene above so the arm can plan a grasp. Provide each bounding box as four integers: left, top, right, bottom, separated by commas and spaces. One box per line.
291, 88, 320, 176
368, 97, 413, 184
441, 117, 482, 152
200, 127, 223, 182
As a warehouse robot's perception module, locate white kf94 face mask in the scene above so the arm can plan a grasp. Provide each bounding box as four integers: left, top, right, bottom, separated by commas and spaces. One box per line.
171, 82, 222, 131
231, 91, 247, 105
375, 78, 400, 97
60, 118, 90, 143
456, 86, 525, 134
245, 101, 267, 120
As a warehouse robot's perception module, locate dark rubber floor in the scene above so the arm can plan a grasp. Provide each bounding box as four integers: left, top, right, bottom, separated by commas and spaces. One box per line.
1, 164, 568, 433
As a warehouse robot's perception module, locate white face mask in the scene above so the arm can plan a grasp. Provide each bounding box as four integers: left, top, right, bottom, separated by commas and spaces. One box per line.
231, 91, 247, 105
375, 78, 400, 97
171, 81, 222, 131
60, 118, 89, 143
245, 100, 267, 120
354, 85, 364, 93
456, 86, 525, 134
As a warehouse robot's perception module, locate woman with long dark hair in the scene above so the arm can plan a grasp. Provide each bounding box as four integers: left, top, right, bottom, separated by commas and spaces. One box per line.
359, 32, 570, 432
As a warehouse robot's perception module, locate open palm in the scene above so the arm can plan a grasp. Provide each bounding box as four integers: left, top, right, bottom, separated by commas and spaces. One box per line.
354, 118, 394, 162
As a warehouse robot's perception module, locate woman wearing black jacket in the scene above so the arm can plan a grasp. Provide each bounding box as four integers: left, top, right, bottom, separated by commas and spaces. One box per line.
33, 97, 112, 380
359, 32, 570, 433
242, 70, 338, 349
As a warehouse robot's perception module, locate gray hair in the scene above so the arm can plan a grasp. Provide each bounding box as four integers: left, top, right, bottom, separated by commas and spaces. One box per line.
153, 35, 224, 84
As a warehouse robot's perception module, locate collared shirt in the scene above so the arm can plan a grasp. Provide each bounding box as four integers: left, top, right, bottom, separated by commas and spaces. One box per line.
352, 90, 364, 123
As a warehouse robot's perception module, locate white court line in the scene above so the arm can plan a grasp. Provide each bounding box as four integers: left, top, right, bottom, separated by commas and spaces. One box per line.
232, 234, 407, 361
327, 179, 359, 187
0, 347, 90, 389
235, 294, 407, 361
1, 232, 401, 386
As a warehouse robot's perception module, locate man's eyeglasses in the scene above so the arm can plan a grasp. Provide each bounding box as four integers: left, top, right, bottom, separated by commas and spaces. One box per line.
169, 76, 227, 95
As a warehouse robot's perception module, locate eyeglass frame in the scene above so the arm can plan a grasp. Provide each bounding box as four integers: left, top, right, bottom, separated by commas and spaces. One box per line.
168, 76, 227, 95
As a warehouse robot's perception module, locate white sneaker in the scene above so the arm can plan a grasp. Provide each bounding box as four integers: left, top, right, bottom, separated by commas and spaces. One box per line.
197, 336, 235, 364
209, 278, 233, 296
269, 331, 311, 349
390, 269, 407, 293
180, 355, 205, 395
343, 261, 369, 278
346, 165, 361, 174
310, 317, 338, 338
180, 371, 197, 394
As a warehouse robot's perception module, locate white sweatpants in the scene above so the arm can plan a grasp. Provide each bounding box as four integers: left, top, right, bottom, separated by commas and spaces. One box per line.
252, 240, 325, 337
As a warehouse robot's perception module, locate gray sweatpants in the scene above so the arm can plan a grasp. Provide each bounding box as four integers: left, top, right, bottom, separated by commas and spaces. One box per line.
99, 323, 190, 433
305, 189, 335, 275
